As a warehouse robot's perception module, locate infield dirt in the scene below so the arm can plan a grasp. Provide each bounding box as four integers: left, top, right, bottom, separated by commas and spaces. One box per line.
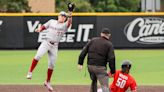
0, 85, 163, 92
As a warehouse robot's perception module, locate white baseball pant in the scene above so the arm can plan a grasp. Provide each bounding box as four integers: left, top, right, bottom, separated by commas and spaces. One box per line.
34, 41, 58, 69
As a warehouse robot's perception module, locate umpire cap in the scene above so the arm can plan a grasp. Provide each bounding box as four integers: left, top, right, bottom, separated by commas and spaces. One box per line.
121, 60, 131, 69
101, 28, 111, 34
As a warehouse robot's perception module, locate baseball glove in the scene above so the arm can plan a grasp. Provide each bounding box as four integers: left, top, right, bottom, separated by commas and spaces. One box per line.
68, 2, 75, 12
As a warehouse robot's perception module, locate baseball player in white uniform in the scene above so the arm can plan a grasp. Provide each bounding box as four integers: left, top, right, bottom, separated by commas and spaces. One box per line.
26, 4, 74, 91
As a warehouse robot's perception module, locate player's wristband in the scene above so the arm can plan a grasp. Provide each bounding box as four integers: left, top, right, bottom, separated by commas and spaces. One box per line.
68, 15, 72, 18
40, 26, 46, 30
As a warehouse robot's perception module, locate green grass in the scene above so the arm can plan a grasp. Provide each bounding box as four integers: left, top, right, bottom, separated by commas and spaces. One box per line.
0, 50, 164, 85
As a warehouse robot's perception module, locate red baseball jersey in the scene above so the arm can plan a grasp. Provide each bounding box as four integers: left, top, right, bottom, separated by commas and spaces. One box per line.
109, 70, 137, 92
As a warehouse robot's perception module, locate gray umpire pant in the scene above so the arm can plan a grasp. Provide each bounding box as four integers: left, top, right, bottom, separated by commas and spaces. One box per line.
88, 65, 110, 92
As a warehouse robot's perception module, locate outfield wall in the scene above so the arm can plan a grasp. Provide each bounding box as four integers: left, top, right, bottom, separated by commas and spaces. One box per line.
0, 13, 164, 49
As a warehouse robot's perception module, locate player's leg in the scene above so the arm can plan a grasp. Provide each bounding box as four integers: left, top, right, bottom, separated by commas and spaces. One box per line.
47, 46, 58, 82
88, 65, 98, 92
96, 66, 109, 92
44, 46, 58, 91
27, 41, 50, 79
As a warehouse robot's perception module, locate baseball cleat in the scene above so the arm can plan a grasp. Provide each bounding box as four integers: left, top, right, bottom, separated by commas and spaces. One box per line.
26, 72, 32, 79
44, 81, 53, 92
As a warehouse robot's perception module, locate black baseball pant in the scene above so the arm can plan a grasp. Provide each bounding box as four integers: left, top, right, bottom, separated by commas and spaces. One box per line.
88, 65, 110, 92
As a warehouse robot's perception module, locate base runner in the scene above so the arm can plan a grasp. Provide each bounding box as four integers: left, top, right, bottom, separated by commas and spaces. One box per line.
98, 60, 137, 92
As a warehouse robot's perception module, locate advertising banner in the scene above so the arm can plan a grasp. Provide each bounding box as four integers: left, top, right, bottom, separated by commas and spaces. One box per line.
0, 14, 164, 49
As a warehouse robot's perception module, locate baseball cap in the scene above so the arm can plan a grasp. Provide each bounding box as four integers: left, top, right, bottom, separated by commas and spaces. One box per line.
101, 28, 111, 34
59, 11, 67, 17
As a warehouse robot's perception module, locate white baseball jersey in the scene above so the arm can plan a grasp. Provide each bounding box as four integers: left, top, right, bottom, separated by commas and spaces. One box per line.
34, 19, 68, 69
43, 19, 68, 43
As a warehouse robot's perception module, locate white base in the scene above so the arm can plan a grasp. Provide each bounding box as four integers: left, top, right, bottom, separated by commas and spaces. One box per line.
97, 88, 102, 92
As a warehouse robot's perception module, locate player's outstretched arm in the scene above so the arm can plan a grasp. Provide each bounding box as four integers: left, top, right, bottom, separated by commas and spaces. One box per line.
35, 24, 46, 33
66, 2, 75, 28
66, 11, 72, 28
107, 71, 114, 78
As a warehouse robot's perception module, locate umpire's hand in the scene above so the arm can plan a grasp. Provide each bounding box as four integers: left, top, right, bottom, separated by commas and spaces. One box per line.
78, 65, 83, 71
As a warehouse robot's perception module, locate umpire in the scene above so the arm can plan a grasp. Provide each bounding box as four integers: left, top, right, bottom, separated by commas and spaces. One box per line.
78, 28, 116, 92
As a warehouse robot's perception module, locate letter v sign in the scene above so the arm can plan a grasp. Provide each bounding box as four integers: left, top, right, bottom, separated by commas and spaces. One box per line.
0, 20, 3, 32
27, 21, 40, 33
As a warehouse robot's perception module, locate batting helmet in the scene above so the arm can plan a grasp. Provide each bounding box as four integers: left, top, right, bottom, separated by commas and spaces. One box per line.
121, 60, 131, 70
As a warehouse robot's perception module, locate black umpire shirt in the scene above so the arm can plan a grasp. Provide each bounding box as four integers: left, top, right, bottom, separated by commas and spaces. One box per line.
78, 36, 116, 74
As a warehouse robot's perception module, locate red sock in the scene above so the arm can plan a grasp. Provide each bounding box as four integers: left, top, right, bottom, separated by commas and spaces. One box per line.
46, 68, 53, 82
29, 58, 38, 72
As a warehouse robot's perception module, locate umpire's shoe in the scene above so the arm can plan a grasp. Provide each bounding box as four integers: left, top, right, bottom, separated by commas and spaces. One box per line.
44, 81, 54, 92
